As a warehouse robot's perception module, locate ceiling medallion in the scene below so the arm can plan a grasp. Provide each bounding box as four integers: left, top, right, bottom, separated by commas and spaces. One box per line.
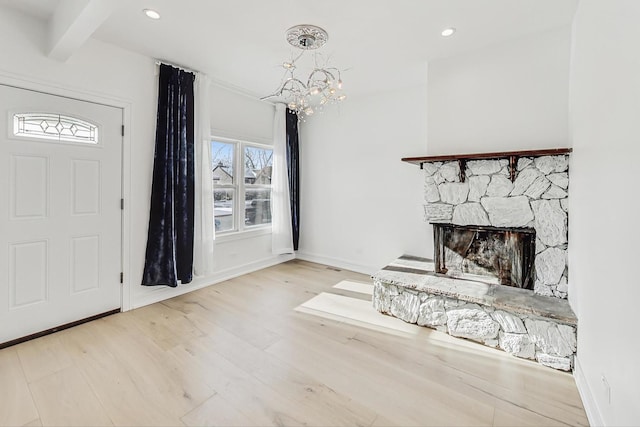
262, 25, 346, 121
285, 25, 328, 50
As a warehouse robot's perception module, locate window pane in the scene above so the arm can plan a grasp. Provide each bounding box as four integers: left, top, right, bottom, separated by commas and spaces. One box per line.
244, 146, 273, 185
212, 141, 234, 185
245, 188, 271, 226
214, 189, 234, 232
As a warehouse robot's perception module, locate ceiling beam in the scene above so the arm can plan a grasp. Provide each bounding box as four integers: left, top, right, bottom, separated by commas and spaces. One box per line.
47, 0, 117, 61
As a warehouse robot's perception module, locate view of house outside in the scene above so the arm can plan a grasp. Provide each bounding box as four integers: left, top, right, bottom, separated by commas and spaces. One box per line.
212, 140, 273, 232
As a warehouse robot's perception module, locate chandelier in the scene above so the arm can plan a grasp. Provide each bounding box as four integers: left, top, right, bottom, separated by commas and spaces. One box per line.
262, 25, 347, 120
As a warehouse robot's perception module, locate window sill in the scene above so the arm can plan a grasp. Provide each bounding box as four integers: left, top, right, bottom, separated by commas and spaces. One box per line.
215, 225, 272, 243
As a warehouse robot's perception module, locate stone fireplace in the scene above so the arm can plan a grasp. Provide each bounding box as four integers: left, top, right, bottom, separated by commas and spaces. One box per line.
423, 152, 570, 298
372, 149, 578, 371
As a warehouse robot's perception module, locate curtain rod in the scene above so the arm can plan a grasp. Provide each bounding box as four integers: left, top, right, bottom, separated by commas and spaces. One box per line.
154, 59, 270, 103
154, 59, 199, 75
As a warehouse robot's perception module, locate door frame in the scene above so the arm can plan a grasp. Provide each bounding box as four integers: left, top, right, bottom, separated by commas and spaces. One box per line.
0, 71, 133, 311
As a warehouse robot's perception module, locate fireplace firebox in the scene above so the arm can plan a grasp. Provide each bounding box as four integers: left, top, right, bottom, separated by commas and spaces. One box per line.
433, 223, 536, 289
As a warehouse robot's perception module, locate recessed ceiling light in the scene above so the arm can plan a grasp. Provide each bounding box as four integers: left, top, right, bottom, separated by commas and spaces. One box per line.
143, 9, 160, 20
441, 27, 456, 37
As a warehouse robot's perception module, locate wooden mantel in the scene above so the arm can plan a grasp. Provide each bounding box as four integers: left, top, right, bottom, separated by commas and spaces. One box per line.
402, 148, 572, 182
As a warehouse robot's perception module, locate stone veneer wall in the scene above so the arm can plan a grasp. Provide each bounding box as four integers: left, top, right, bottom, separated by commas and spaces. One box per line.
373, 277, 577, 371
423, 155, 569, 298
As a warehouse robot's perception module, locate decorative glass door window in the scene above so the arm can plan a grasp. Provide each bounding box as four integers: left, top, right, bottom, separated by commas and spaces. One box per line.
13, 113, 99, 144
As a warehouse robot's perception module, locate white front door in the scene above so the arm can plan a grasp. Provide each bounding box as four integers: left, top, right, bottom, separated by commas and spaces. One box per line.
0, 84, 122, 344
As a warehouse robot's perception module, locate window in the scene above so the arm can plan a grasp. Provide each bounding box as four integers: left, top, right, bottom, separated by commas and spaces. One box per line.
13, 113, 99, 144
212, 141, 235, 232
212, 139, 273, 233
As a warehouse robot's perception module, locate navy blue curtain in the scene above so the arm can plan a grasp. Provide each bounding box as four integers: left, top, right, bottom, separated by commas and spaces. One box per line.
286, 109, 300, 250
142, 64, 195, 287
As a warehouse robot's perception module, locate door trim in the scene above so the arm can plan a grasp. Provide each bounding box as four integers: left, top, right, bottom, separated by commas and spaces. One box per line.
0, 71, 133, 312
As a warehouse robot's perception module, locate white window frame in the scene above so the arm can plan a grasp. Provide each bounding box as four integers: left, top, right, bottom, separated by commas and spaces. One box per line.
212, 136, 273, 237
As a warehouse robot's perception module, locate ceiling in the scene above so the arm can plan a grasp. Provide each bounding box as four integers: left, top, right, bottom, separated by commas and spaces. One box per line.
0, 0, 578, 98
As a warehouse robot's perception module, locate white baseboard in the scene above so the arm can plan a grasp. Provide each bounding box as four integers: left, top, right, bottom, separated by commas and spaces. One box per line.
574, 355, 605, 426
131, 253, 295, 310
295, 250, 377, 276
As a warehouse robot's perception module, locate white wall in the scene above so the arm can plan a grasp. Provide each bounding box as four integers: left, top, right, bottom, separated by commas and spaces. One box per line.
297, 63, 431, 273
569, 1, 640, 425
0, 7, 287, 311
428, 27, 571, 154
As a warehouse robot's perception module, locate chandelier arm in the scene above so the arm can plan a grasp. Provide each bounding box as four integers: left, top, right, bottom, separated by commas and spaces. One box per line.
262, 76, 309, 101
324, 67, 341, 76
279, 67, 291, 82
292, 50, 305, 64
281, 78, 308, 93
280, 89, 304, 100
260, 93, 281, 101
307, 69, 336, 88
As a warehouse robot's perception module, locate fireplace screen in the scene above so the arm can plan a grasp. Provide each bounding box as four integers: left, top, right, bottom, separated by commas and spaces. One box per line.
433, 223, 536, 289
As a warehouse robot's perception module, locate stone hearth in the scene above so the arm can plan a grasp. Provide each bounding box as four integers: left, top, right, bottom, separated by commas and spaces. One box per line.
373, 255, 577, 371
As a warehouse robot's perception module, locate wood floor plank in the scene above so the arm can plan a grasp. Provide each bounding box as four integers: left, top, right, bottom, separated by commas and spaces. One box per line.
169, 336, 322, 426
87, 313, 216, 419
492, 388, 589, 427
1, 259, 588, 426
181, 393, 256, 427
161, 289, 283, 350
28, 366, 112, 426
265, 323, 496, 426
56, 323, 183, 426
181, 317, 381, 426
0, 349, 39, 426
340, 324, 587, 424
15, 333, 74, 383
127, 301, 207, 351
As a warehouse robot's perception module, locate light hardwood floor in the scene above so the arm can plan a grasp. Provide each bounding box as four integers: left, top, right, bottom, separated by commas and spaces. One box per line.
0, 259, 589, 426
